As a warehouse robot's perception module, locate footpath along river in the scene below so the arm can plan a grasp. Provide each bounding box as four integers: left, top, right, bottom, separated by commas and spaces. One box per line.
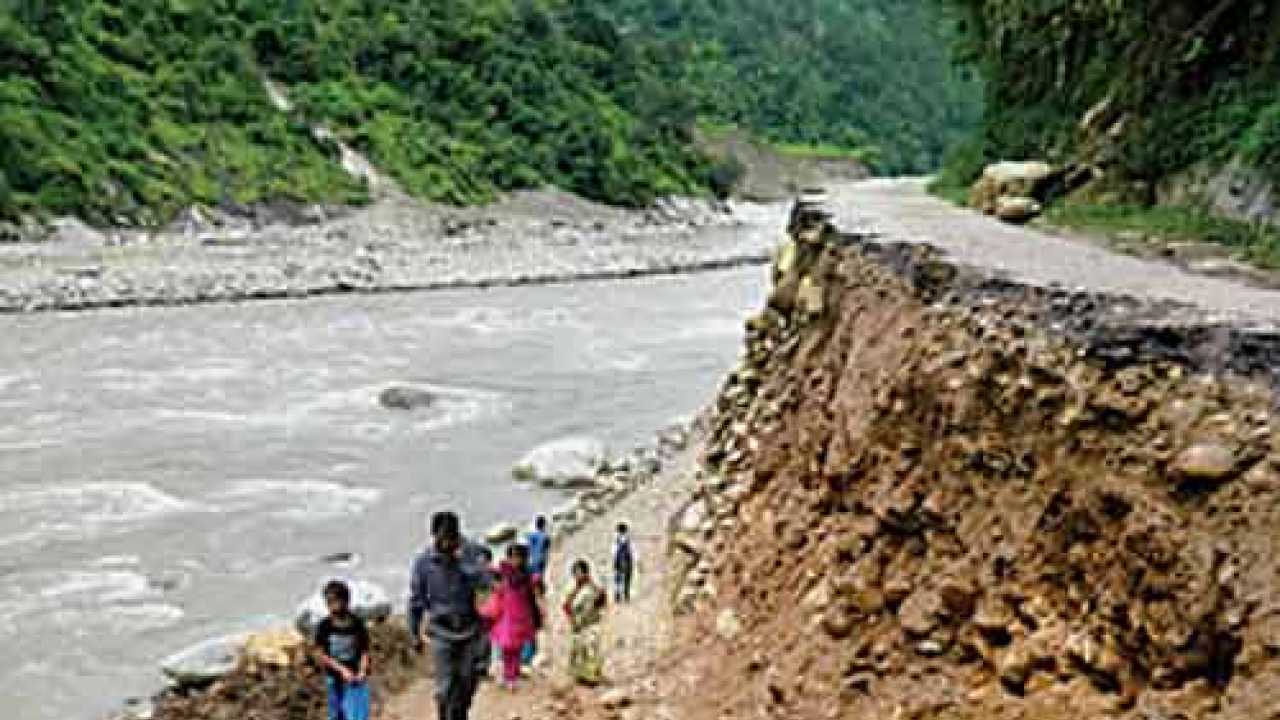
0, 260, 767, 720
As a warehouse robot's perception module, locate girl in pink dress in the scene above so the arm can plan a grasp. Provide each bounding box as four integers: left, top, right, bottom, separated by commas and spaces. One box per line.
490, 544, 543, 689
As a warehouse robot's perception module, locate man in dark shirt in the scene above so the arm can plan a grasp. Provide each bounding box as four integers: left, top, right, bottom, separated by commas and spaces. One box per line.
409, 511, 482, 720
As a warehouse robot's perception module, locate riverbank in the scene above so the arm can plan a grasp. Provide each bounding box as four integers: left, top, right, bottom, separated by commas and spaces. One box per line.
385, 424, 706, 720
109, 415, 708, 720
0, 191, 781, 315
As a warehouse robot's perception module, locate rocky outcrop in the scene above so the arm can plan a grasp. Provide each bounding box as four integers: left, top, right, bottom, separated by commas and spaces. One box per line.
1158, 158, 1279, 229
969, 161, 1055, 221
143, 620, 420, 720
664, 196, 1280, 720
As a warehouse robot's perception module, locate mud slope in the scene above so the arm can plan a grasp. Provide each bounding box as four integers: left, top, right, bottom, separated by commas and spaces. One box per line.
667, 202, 1280, 720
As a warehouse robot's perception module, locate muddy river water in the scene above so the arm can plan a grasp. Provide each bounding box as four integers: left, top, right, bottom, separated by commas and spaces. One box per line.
0, 266, 765, 720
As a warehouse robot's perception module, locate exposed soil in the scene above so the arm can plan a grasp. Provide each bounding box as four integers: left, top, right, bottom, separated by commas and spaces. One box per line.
665, 208, 1280, 720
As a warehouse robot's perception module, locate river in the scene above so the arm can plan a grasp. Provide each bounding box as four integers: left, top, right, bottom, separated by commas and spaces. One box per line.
0, 266, 765, 720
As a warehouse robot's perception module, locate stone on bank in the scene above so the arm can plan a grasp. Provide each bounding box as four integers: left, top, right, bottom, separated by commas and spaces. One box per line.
511, 436, 608, 488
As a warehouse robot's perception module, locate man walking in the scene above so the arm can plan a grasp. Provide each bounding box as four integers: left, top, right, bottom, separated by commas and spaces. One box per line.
409, 511, 483, 720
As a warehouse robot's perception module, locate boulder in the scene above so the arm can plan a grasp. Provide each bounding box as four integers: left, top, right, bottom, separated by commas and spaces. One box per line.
485, 522, 520, 544
511, 436, 608, 488
1171, 441, 1238, 481
294, 579, 393, 636
994, 196, 1043, 224
160, 633, 249, 687
378, 385, 437, 411
244, 628, 306, 669
971, 161, 1055, 215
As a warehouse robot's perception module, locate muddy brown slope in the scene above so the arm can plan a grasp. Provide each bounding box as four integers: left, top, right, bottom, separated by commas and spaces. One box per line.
666, 203, 1280, 720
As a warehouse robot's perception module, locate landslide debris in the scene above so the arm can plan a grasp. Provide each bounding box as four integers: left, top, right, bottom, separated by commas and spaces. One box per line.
666, 201, 1280, 720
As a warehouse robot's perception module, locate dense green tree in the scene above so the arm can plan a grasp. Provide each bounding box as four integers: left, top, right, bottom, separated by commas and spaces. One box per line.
938, 0, 1280, 192
598, 0, 982, 174
0, 0, 978, 224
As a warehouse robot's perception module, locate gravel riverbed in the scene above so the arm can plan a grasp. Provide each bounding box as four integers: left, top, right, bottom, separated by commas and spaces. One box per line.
0, 191, 786, 314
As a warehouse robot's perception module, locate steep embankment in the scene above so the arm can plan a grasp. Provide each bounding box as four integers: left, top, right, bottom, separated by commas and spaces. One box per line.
656, 198, 1280, 719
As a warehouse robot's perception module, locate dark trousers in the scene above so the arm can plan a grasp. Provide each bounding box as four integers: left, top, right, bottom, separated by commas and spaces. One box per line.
614, 565, 633, 602
431, 634, 480, 720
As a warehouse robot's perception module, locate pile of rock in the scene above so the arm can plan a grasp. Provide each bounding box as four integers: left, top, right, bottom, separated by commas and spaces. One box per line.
498, 425, 690, 543
969, 161, 1055, 224
152, 579, 392, 696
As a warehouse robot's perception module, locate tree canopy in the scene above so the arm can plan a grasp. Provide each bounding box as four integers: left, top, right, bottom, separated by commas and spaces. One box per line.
1, 0, 979, 225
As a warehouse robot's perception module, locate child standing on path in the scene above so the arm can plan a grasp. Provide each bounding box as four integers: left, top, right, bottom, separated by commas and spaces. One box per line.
489, 544, 544, 690
613, 523, 634, 603
314, 580, 372, 720
521, 516, 552, 666
526, 515, 551, 578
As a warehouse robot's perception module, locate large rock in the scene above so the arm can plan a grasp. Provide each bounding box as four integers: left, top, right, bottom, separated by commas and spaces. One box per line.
244, 628, 306, 669
484, 522, 520, 544
1158, 156, 1279, 228
1171, 441, 1238, 481
378, 385, 437, 411
294, 579, 393, 636
160, 633, 249, 687
511, 436, 608, 488
995, 196, 1043, 224
970, 161, 1055, 215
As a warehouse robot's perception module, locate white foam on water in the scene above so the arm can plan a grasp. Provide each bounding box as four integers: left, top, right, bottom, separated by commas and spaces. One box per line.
92, 555, 142, 569
0, 373, 27, 392
0, 482, 195, 552
47, 602, 186, 637
38, 570, 154, 604
0, 567, 179, 634
150, 381, 508, 432
430, 306, 586, 336
208, 479, 383, 521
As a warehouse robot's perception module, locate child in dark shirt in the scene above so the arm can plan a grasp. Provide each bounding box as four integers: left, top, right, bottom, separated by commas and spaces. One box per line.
314, 580, 372, 720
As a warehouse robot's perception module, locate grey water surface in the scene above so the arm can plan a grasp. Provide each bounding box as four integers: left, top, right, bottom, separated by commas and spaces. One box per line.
0, 267, 764, 720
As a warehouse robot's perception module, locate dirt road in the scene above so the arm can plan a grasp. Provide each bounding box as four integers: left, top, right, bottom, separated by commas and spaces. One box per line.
828, 179, 1280, 327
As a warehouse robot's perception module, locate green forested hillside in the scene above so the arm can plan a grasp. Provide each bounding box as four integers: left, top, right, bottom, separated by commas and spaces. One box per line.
1, 0, 716, 224
1, 0, 977, 226
937, 1, 1280, 197
601, 0, 981, 175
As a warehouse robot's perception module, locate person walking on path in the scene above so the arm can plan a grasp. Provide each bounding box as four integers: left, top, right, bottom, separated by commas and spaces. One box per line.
521, 516, 551, 666
612, 522, 634, 603
409, 511, 484, 720
313, 580, 372, 720
489, 544, 544, 690
563, 559, 608, 686
526, 515, 551, 578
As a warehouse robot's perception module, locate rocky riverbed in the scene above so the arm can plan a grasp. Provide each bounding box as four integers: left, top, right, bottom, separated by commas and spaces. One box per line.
0, 191, 781, 314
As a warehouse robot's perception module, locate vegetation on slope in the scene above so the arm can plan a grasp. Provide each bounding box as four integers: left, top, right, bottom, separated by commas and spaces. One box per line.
936, 0, 1280, 194
1, 1, 980, 226
600, 0, 982, 175
0, 0, 716, 225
